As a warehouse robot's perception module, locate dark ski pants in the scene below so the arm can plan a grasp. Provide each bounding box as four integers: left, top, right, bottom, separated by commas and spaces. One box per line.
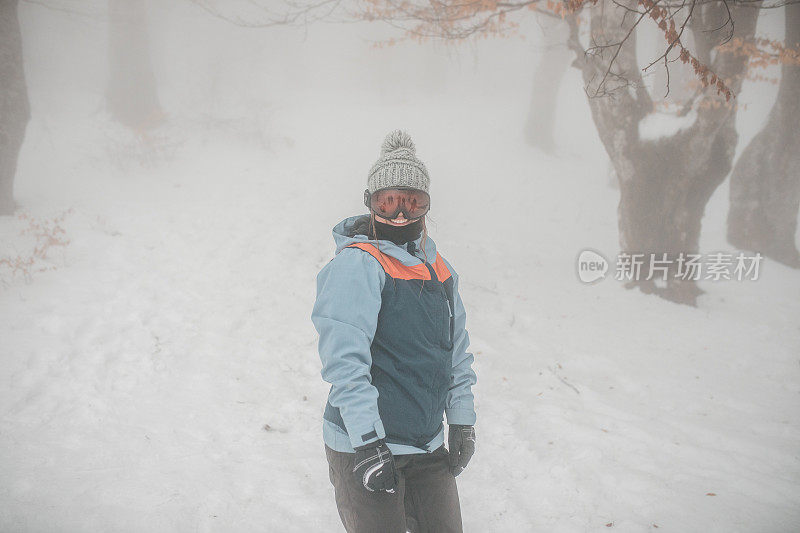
324, 443, 463, 533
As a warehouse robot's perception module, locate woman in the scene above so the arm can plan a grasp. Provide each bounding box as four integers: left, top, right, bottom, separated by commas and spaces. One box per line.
311, 130, 478, 533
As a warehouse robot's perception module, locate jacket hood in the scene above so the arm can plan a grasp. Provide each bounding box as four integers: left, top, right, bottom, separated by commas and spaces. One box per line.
332, 214, 438, 266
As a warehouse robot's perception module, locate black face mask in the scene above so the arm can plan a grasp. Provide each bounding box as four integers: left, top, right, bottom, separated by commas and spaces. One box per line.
370, 217, 423, 245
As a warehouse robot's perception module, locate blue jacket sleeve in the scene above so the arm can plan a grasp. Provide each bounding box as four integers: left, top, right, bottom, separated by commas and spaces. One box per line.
441, 258, 477, 426
311, 247, 387, 448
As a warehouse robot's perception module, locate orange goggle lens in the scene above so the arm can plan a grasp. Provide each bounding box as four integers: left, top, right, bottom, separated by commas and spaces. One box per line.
367, 188, 430, 220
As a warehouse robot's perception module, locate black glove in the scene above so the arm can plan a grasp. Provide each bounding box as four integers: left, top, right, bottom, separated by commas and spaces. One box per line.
352, 438, 398, 493
447, 424, 476, 477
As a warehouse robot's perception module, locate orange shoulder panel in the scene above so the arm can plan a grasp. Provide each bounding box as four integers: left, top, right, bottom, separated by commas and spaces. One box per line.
433, 252, 452, 282
346, 242, 431, 281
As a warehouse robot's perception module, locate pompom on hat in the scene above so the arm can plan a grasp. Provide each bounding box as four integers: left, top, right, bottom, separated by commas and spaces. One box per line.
367, 130, 430, 194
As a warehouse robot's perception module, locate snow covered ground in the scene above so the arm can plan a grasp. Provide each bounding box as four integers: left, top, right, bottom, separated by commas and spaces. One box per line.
2, 4, 799, 532
2, 98, 799, 532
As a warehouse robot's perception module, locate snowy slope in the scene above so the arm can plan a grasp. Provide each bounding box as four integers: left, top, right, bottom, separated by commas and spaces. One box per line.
2, 97, 799, 532
2, 4, 799, 532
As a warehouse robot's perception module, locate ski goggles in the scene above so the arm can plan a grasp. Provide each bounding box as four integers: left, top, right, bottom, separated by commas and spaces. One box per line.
363, 187, 430, 220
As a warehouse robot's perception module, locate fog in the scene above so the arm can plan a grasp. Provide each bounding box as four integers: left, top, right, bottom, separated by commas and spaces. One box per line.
1, 1, 798, 532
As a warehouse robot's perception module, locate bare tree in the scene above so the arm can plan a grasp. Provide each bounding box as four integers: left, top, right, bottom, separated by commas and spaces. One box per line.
186, 0, 343, 28
0, 0, 30, 215
727, 2, 800, 268
565, 1, 759, 304
523, 9, 571, 153
106, 0, 163, 132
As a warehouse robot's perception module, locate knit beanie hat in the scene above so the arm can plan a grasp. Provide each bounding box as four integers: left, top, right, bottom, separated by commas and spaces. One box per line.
367, 130, 430, 194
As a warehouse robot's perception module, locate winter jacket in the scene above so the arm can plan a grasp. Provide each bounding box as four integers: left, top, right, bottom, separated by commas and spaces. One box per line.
311, 214, 477, 456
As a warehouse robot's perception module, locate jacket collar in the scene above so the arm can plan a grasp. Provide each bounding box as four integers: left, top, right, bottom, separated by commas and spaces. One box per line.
332, 214, 438, 266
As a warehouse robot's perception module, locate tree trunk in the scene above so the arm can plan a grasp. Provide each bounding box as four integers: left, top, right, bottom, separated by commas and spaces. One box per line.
0, 0, 30, 215
727, 3, 800, 268
567, 0, 758, 305
523, 11, 571, 153
106, 0, 163, 132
